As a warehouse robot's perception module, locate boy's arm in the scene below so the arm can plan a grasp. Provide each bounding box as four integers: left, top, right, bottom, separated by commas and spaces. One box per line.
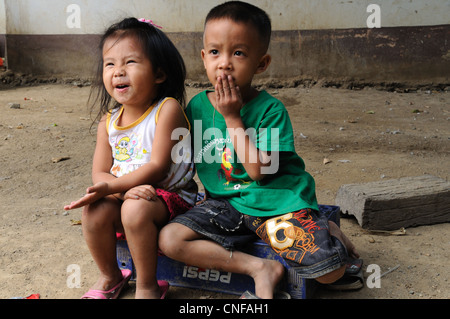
215, 75, 272, 181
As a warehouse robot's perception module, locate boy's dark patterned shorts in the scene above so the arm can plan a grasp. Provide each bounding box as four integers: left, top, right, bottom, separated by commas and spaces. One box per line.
171, 198, 348, 278
244, 209, 348, 278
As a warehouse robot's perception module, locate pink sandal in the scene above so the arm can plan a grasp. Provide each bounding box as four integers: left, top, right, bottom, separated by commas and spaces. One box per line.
81, 269, 132, 299
158, 280, 169, 299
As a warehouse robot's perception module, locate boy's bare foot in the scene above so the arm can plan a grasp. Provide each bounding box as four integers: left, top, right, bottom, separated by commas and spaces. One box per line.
250, 258, 285, 299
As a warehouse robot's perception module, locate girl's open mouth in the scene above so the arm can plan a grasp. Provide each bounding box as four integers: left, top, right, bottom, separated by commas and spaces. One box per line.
115, 84, 130, 92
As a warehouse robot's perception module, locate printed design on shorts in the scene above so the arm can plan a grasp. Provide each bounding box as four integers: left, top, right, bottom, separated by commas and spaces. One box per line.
217, 145, 251, 190
256, 210, 322, 264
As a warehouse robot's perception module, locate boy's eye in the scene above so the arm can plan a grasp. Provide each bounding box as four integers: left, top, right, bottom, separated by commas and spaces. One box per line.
104, 62, 114, 67
127, 60, 136, 64
234, 51, 244, 56
210, 50, 219, 55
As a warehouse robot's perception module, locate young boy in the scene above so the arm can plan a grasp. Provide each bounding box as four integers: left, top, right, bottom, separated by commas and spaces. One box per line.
159, 1, 359, 299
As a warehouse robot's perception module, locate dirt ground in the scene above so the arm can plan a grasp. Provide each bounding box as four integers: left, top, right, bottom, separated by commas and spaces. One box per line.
0, 78, 448, 300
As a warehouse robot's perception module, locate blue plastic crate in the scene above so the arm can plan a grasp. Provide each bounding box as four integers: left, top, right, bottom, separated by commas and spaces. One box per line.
116, 204, 341, 298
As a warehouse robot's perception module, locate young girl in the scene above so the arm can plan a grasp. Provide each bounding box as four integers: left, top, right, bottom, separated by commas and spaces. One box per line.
64, 17, 197, 299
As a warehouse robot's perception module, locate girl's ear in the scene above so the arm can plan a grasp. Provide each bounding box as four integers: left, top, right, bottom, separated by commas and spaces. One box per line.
255, 54, 271, 75
155, 68, 167, 84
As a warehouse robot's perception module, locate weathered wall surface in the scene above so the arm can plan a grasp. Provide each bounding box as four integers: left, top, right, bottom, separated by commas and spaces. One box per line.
1, 0, 449, 86
0, 0, 5, 57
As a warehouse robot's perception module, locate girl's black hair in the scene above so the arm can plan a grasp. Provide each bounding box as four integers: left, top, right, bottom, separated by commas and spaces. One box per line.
89, 17, 186, 125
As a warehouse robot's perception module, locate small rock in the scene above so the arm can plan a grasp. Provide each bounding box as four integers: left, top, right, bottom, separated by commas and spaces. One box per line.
8, 103, 21, 109
52, 156, 70, 163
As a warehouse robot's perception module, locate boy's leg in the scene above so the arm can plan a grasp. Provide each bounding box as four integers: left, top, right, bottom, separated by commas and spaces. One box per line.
328, 221, 359, 259
81, 196, 124, 292
159, 222, 284, 299
315, 221, 360, 283
121, 197, 169, 299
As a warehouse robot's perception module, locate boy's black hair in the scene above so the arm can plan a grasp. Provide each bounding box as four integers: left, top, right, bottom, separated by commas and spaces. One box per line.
205, 1, 271, 52
89, 17, 186, 125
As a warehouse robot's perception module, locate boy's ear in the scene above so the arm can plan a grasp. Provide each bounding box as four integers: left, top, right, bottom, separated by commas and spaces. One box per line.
201, 49, 207, 69
255, 54, 271, 75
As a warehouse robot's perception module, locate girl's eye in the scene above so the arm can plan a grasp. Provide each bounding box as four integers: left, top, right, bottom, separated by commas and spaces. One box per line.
234, 51, 244, 56
127, 60, 136, 64
104, 62, 114, 67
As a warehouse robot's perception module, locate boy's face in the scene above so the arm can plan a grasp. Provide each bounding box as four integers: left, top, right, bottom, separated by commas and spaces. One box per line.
201, 18, 270, 94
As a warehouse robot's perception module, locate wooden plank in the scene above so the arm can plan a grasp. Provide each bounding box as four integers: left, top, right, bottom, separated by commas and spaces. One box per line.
335, 175, 450, 230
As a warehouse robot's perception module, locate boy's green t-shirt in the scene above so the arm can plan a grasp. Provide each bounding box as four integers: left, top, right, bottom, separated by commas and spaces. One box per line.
186, 90, 318, 217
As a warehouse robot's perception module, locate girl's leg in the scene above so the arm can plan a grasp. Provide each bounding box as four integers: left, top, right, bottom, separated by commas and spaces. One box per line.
121, 197, 169, 299
159, 223, 284, 299
82, 196, 124, 291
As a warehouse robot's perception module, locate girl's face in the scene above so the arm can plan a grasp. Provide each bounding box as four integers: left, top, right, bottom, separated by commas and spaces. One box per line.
102, 35, 164, 110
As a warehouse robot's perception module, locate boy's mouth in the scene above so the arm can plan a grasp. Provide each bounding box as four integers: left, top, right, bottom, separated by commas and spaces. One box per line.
216, 74, 236, 85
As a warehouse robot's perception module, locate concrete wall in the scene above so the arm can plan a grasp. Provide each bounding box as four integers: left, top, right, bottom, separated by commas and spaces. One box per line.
3, 0, 449, 34
0, 0, 6, 57
2, 0, 450, 86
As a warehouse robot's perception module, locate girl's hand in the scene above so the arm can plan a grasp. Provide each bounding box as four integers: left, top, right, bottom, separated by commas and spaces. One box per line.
215, 75, 243, 120
64, 182, 111, 210
124, 185, 157, 201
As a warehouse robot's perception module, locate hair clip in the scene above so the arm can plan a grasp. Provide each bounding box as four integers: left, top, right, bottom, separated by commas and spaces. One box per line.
138, 18, 162, 29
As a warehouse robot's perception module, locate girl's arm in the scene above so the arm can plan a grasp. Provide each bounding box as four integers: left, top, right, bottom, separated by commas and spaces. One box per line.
91, 114, 116, 185
64, 115, 118, 210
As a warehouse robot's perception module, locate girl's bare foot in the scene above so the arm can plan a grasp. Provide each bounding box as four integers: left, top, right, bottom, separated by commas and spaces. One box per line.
90, 269, 124, 292
135, 286, 161, 299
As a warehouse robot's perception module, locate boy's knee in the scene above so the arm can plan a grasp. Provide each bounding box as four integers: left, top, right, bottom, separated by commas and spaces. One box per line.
159, 224, 181, 257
